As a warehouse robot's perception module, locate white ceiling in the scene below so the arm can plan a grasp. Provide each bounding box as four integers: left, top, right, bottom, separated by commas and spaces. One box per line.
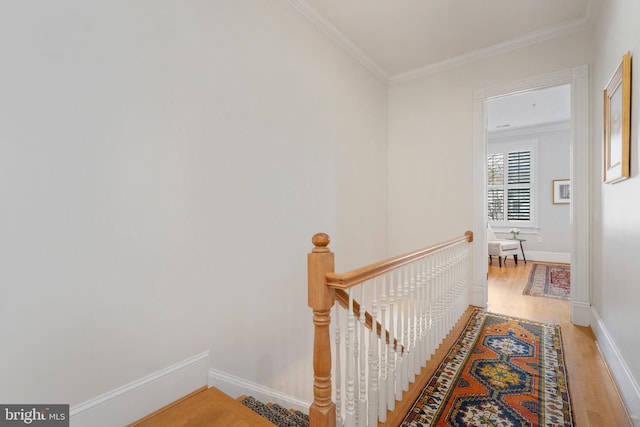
289, 0, 594, 83
288, 0, 583, 129
487, 84, 571, 132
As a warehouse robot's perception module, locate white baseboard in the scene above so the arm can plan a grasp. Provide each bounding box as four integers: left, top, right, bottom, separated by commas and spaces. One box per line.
590, 309, 640, 425
70, 351, 209, 427
471, 282, 487, 308
570, 300, 590, 327
525, 251, 570, 264
208, 368, 310, 414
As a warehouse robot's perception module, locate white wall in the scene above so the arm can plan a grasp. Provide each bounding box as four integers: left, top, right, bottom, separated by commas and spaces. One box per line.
0, 0, 388, 413
591, 0, 640, 421
489, 123, 572, 256
387, 31, 592, 254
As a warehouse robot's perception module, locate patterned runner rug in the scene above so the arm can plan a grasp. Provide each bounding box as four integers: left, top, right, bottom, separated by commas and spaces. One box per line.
523, 263, 571, 300
401, 310, 573, 426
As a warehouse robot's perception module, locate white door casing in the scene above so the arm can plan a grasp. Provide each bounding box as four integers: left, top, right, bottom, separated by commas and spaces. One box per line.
471, 65, 590, 326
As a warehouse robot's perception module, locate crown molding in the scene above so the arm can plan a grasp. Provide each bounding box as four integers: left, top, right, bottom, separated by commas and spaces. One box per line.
288, 0, 592, 87
488, 120, 571, 139
287, 0, 390, 83
390, 17, 590, 85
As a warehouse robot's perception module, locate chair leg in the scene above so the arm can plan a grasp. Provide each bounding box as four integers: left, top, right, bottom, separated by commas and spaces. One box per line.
489, 255, 493, 264
514, 255, 518, 265
498, 256, 502, 267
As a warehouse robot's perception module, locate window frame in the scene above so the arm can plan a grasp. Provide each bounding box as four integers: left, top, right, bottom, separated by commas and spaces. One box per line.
487, 138, 539, 233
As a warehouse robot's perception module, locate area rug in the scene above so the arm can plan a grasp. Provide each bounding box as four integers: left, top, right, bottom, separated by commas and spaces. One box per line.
523, 263, 571, 300
401, 310, 573, 426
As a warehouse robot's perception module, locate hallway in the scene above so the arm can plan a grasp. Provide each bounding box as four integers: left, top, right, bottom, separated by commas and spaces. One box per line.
487, 262, 631, 426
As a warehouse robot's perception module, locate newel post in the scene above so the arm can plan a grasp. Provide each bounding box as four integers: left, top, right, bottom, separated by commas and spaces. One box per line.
308, 233, 337, 427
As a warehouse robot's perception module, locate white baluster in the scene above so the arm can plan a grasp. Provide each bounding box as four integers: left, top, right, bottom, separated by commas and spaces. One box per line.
435, 250, 444, 347
452, 245, 460, 321
422, 257, 429, 361
452, 247, 458, 323
396, 274, 405, 400
417, 259, 427, 372
456, 246, 461, 314
444, 247, 451, 334
345, 289, 355, 427
464, 245, 469, 305
456, 244, 464, 318
440, 249, 446, 344
464, 245, 470, 308
430, 253, 437, 352
358, 286, 367, 426
449, 246, 455, 329
416, 259, 424, 368
379, 275, 388, 422
451, 247, 458, 326
412, 263, 420, 377
424, 256, 432, 359
387, 276, 396, 410
441, 249, 448, 344
369, 278, 379, 426
407, 266, 415, 383
335, 303, 343, 427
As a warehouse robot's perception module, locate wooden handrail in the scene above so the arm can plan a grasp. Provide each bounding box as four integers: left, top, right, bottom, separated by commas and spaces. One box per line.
307, 230, 473, 427
334, 289, 404, 354
326, 231, 473, 290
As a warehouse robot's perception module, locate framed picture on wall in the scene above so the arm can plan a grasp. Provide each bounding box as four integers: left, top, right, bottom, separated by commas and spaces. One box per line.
603, 51, 632, 184
553, 179, 571, 204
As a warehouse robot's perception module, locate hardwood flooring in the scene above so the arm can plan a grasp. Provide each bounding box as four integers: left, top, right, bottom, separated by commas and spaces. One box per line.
488, 261, 632, 426
128, 386, 276, 427
130, 262, 632, 426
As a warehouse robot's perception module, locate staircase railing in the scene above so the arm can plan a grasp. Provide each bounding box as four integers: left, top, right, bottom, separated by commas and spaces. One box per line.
307, 231, 473, 427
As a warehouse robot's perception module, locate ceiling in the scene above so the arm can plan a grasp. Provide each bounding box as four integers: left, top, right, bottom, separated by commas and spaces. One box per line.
288, 0, 584, 129
487, 84, 571, 132
288, 0, 594, 83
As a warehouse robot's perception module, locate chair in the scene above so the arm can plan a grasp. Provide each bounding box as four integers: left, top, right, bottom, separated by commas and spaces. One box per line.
487, 224, 519, 267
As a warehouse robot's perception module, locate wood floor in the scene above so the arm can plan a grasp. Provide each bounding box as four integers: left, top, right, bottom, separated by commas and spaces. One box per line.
128, 386, 276, 427
131, 261, 632, 426
488, 260, 632, 426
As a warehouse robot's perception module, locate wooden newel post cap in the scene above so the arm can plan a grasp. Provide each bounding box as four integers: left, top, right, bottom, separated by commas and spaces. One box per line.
312, 233, 330, 252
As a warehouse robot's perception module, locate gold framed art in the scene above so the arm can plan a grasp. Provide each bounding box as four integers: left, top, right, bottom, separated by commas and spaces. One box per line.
603, 51, 632, 184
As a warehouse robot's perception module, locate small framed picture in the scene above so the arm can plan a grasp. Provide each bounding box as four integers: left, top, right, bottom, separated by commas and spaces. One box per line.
553, 179, 571, 204
603, 51, 631, 184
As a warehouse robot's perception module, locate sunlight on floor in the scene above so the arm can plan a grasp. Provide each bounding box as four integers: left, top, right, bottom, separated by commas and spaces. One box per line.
487, 261, 570, 326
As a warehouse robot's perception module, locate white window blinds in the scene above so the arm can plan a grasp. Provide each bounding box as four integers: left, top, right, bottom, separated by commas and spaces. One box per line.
487, 145, 535, 226
507, 151, 531, 221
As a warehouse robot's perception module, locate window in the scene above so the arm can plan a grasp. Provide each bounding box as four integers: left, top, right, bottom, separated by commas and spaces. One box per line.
487, 153, 504, 221
488, 140, 536, 229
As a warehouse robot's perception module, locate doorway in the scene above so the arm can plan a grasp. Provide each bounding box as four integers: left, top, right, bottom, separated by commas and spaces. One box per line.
486, 85, 572, 308
470, 66, 591, 326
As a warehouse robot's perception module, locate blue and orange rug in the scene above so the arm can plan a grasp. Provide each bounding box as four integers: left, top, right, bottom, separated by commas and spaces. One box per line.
401, 310, 573, 426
